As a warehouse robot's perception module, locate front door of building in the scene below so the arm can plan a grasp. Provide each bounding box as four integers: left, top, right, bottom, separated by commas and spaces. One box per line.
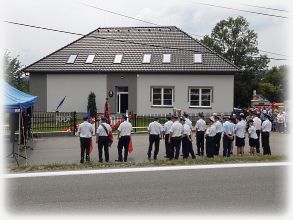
117, 87, 128, 114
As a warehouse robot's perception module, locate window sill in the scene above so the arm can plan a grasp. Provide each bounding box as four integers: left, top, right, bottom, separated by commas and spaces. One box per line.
189, 106, 212, 109
151, 105, 173, 108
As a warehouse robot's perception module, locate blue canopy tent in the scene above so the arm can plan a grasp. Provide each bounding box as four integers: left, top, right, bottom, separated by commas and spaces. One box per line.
3, 81, 38, 166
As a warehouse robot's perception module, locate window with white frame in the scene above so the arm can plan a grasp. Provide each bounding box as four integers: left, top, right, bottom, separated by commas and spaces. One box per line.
189, 88, 212, 107
113, 54, 123, 63
67, 54, 78, 64
194, 54, 202, 63
142, 54, 152, 63
85, 54, 95, 63
152, 87, 173, 106
162, 54, 171, 63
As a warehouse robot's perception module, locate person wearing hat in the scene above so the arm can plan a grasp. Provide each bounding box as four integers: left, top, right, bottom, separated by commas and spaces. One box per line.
76, 116, 94, 163
253, 112, 262, 153
248, 119, 258, 155
181, 117, 196, 159
205, 116, 217, 158
214, 115, 223, 156
222, 117, 234, 157
234, 115, 246, 156
96, 117, 112, 162
183, 112, 192, 129
147, 117, 163, 161
163, 115, 173, 158
195, 113, 206, 156
168, 115, 183, 160
116, 115, 132, 162
261, 114, 272, 155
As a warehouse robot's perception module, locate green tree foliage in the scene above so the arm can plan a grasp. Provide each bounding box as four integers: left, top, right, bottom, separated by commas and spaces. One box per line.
201, 16, 269, 107
3, 51, 29, 92
257, 65, 288, 102
87, 92, 97, 117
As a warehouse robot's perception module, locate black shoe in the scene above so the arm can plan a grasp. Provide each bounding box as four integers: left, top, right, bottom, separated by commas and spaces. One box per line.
148, 157, 151, 161
192, 156, 196, 159
124, 160, 127, 162
99, 159, 103, 163
164, 155, 168, 158
80, 159, 84, 164
115, 159, 123, 162
196, 153, 200, 156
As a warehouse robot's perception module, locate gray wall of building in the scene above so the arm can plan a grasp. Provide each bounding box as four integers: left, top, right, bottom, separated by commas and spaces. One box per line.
137, 74, 234, 115
107, 73, 137, 114
29, 73, 47, 111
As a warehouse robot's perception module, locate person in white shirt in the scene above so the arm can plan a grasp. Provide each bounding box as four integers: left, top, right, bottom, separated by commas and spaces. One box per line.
163, 115, 173, 158
205, 116, 217, 158
181, 117, 196, 159
248, 119, 258, 155
222, 117, 234, 157
183, 112, 193, 129
195, 113, 206, 156
261, 114, 272, 155
253, 112, 262, 153
276, 111, 285, 133
147, 117, 163, 161
117, 115, 132, 162
234, 116, 246, 156
168, 115, 183, 160
76, 116, 94, 163
213, 115, 223, 156
96, 117, 112, 162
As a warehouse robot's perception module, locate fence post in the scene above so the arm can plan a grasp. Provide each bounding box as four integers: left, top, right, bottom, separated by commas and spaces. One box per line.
73, 111, 77, 136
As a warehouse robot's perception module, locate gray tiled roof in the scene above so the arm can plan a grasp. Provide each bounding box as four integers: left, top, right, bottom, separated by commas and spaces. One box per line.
24, 26, 239, 73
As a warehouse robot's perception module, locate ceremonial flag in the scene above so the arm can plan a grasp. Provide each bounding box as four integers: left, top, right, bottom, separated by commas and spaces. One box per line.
87, 111, 93, 153
55, 96, 66, 112
128, 136, 133, 153
104, 97, 113, 145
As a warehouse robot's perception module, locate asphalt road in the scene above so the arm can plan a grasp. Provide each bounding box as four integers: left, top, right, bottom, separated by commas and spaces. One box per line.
6, 165, 288, 215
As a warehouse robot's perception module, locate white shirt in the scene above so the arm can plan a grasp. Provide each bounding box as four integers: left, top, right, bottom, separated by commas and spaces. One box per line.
77, 121, 94, 138
223, 121, 234, 135
118, 121, 132, 136
148, 121, 163, 135
248, 125, 258, 139
96, 123, 112, 137
214, 120, 223, 133
163, 120, 173, 134
195, 118, 206, 131
235, 120, 246, 138
185, 118, 192, 129
182, 123, 191, 136
253, 117, 262, 130
262, 119, 272, 132
169, 121, 183, 137
205, 124, 216, 137
277, 113, 285, 123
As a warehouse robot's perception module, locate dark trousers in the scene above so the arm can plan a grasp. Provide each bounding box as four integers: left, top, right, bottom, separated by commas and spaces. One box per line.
98, 136, 109, 162
80, 137, 90, 162
196, 131, 205, 156
170, 137, 181, 159
206, 136, 215, 158
182, 136, 196, 159
148, 134, 160, 159
118, 136, 130, 162
223, 135, 232, 157
214, 133, 222, 155
256, 130, 260, 153
261, 132, 271, 155
164, 134, 170, 157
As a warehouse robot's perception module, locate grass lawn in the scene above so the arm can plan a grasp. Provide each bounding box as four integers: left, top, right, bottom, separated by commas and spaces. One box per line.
8, 155, 286, 173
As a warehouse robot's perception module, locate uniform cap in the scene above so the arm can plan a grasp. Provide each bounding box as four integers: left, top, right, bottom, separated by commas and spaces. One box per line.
209, 116, 215, 122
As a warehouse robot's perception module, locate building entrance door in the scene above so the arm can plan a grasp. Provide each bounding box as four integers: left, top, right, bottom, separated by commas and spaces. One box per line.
117, 87, 128, 113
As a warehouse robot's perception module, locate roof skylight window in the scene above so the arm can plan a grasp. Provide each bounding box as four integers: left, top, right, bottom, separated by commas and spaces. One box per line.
162, 54, 171, 63
194, 54, 202, 63
67, 55, 77, 64
142, 54, 152, 63
85, 55, 95, 64
113, 54, 123, 64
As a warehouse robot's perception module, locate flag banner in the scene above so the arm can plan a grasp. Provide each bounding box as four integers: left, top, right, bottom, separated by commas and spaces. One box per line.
55, 96, 66, 112
104, 97, 113, 145
128, 136, 133, 153
87, 111, 93, 154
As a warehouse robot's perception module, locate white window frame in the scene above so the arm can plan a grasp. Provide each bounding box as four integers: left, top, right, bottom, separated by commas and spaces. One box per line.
142, 54, 152, 63
194, 54, 202, 63
67, 54, 78, 64
189, 87, 212, 107
151, 87, 173, 107
162, 54, 171, 63
113, 54, 123, 64
85, 54, 95, 63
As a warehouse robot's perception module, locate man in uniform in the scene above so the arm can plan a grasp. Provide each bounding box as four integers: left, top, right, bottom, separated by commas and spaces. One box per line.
168, 115, 183, 160
147, 116, 163, 161
195, 113, 206, 156
76, 116, 94, 163
117, 115, 132, 162
163, 115, 173, 158
234, 115, 246, 156
183, 112, 192, 129
214, 114, 223, 156
181, 117, 196, 159
222, 117, 234, 157
205, 116, 217, 158
253, 112, 262, 153
96, 117, 112, 162
261, 114, 272, 155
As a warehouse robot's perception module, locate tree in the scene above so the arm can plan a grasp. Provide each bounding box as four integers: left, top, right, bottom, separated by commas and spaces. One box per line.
87, 92, 97, 117
201, 16, 269, 107
3, 51, 29, 92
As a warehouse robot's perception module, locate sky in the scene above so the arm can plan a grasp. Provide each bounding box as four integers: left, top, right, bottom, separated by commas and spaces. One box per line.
1, 0, 291, 68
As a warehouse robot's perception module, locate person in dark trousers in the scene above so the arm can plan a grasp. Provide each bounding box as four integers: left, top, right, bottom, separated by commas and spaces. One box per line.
147, 117, 163, 161
163, 115, 173, 158
205, 117, 216, 158
181, 117, 196, 159
195, 113, 206, 156
222, 117, 234, 157
213, 114, 223, 156
261, 114, 272, 155
76, 116, 94, 163
96, 117, 112, 162
253, 112, 262, 153
168, 115, 183, 160
117, 115, 132, 162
